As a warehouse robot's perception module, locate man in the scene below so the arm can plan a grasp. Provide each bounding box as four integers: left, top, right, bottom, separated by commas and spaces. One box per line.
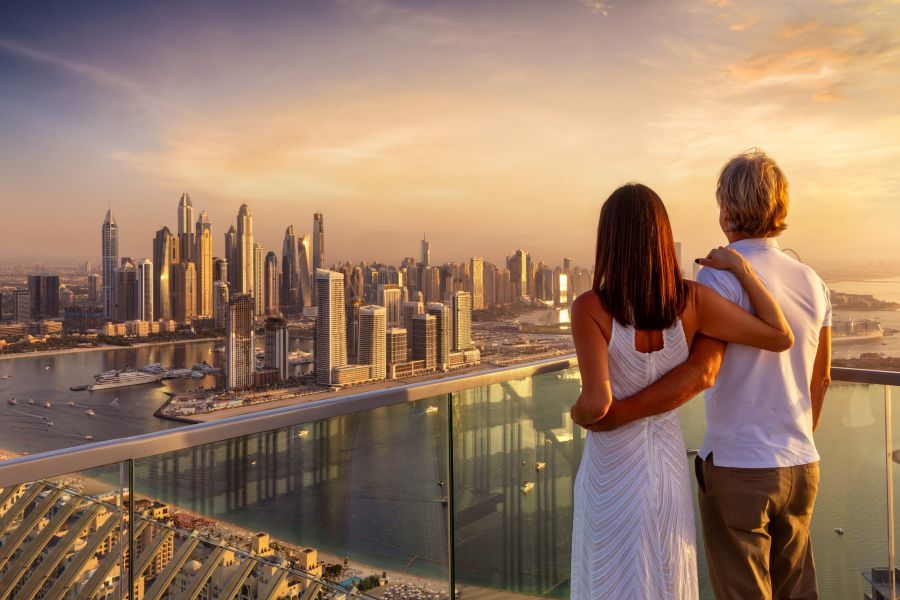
589, 149, 832, 599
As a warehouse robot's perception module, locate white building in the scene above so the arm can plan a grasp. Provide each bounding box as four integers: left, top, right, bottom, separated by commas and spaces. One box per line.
452, 291, 473, 351
358, 305, 386, 380
315, 269, 346, 386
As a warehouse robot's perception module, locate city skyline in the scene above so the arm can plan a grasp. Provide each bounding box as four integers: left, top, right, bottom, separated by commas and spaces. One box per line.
1, 0, 899, 269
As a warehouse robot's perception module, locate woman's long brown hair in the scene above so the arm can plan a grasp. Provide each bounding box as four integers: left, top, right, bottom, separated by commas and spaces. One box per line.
592, 183, 687, 330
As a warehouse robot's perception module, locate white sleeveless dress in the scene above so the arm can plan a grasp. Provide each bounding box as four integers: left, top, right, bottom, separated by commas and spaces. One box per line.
570, 319, 698, 599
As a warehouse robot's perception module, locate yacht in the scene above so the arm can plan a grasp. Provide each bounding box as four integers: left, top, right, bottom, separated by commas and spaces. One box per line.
43, 401, 52, 408
88, 369, 164, 391
425, 406, 439, 414
833, 318, 884, 343
85, 435, 93, 441
7, 397, 16, 405
27, 399, 35, 405
139, 363, 168, 375
86, 409, 95, 417
0, 374, 10, 380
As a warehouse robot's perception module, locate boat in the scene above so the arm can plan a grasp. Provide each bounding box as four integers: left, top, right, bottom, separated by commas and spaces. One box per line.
0, 375, 10, 380
834, 527, 844, 535
139, 363, 168, 375
44, 366, 50, 370
27, 399, 35, 405
535, 462, 546, 472
87, 369, 164, 391
43, 401, 52, 408
833, 318, 884, 344
440, 497, 448, 506
85, 435, 93, 441
7, 398, 16, 405
191, 362, 222, 374
521, 481, 536, 494
86, 409, 95, 417
46, 421, 53, 427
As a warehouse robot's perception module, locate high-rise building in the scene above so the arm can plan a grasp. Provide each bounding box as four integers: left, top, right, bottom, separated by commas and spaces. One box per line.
177, 193, 195, 262
171, 261, 197, 322
421, 234, 430, 267
152, 227, 176, 320
470, 257, 484, 310
27, 275, 60, 319
214, 258, 228, 283
224, 225, 237, 288
423, 267, 441, 303
345, 299, 363, 364
281, 226, 299, 313
314, 269, 346, 386
313, 212, 325, 272
411, 313, 436, 371
452, 291, 473, 351
264, 316, 290, 381
236, 204, 254, 296
264, 251, 279, 316
254, 243, 265, 316
226, 294, 254, 390
349, 266, 365, 302
101, 208, 118, 318
386, 328, 407, 374
137, 259, 153, 322
378, 284, 402, 328
358, 305, 386, 380
401, 300, 423, 332
426, 302, 451, 370
509, 249, 528, 300
297, 234, 313, 310
87, 273, 100, 305
195, 210, 213, 317
213, 281, 229, 328
113, 262, 138, 322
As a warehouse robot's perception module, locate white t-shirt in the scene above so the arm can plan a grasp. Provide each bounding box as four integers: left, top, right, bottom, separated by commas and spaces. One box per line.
697, 237, 832, 468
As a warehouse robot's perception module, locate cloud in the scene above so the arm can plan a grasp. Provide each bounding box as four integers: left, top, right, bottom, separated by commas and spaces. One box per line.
579, 0, 612, 16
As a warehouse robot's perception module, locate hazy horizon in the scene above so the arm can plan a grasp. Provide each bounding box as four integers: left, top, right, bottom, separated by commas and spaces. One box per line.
1, 0, 898, 270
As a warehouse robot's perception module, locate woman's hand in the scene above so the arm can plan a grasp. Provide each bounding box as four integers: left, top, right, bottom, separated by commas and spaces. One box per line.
696, 247, 749, 275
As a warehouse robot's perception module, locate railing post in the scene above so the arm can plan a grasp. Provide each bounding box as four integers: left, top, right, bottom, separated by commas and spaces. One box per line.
447, 392, 456, 600
128, 458, 135, 599
886, 385, 896, 600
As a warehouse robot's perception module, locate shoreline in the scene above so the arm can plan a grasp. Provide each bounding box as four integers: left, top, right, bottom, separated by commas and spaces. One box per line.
0, 337, 222, 362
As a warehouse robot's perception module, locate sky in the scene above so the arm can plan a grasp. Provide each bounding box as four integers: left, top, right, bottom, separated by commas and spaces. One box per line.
0, 0, 898, 271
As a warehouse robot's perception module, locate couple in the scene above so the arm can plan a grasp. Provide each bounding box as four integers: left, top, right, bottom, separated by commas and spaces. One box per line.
569, 150, 832, 599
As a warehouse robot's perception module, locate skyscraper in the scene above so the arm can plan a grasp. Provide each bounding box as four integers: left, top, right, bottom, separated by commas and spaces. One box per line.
214, 258, 228, 283
401, 300, 423, 332
315, 269, 346, 386
171, 261, 197, 322
195, 210, 213, 317
113, 262, 138, 322
226, 294, 254, 390
452, 291, 473, 351
411, 313, 436, 371
87, 273, 100, 305
378, 284, 402, 329
13, 290, 30, 323
224, 225, 237, 289
254, 243, 265, 316
509, 249, 528, 300
101, 208, 118, 319
426, 302, 451, 370
264, 316, 290, 381
421, 234, 430, 267
27, 275, 60, 319
137, 259, 153, 322
313, 212, 325, 272
281, 226, 299, 313
213, 281, 229, 328
177, 193, 195, 262
264, 251, 279, 316
236, 204, 254, 296
346, 299, 363, 364
470, 257, 484, 310
358, 305, 386, 380
297, 234, 313, 310
152, 227, 176, 320
386, 328, 407, 375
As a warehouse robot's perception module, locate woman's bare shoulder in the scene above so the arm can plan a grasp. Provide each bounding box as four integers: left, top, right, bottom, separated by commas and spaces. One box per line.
573, 290, 612, 339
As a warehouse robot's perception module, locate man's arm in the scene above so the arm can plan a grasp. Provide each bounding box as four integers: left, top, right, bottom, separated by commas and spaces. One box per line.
811, 326, 831, 431
587, 335, 725, 432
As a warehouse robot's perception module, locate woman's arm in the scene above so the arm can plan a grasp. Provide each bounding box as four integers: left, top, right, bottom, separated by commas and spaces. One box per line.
694, 247, 794, 352
569, 293, 614, 426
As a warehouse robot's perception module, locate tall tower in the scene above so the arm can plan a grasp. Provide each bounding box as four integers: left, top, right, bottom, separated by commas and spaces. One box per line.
281, 226, 299, 313
195, 210, 213, 317
509, 249, 528, 300
345, 299, 363, 364
421, 234, 431, 267
264, 316, 290, 381
314, 269, 346, 386
358, 305, 386, 380
113, 261, 137, 322
101, 208, 119, 319
378, 284, 402, 329
264, 251, 279, 316
224, 225, 237, 288
452, 291, 473, 351
152, 227, 175, 320
470, 257, 484, 310
386, 328, 407, 376
254, 243, 265, 316
236, 204, 254, 295
213, 281, 229, 329
226, 294, 255, 390
411, 313, 436, 371
297, 234, 313, 310
172, 260, 197, 323
426, 302, 451, 370
177, 193, 195, 262
313, 212, 325, 272
137, 259, 154, 322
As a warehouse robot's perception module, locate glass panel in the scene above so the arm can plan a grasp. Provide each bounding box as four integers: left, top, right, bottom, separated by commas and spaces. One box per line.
132, 394, 452, 599
0, 462, 126, 599
451, 368, 583, 597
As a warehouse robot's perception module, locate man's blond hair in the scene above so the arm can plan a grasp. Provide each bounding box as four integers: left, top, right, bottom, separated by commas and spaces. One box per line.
716, 149, 789, 238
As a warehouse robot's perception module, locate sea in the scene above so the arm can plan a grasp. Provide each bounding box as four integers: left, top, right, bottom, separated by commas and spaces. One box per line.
0, 278, 896, 598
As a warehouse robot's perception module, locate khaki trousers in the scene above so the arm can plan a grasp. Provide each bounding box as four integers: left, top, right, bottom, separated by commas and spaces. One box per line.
696, 455, 820, 600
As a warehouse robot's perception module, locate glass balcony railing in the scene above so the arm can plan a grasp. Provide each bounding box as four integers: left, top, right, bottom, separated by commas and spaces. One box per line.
0, 358, 896, 600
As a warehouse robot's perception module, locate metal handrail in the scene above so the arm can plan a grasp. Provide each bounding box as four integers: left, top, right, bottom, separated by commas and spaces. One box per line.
0, 357, 895, 488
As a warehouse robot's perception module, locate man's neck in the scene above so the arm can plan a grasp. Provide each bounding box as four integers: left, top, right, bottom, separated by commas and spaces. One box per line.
724, 231, 752, 244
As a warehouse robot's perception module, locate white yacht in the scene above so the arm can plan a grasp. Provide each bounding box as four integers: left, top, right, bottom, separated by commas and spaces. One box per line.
88, 369, 163, 391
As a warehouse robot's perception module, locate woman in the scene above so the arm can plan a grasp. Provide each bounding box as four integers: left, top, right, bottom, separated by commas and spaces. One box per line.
568, 183, 793, 599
